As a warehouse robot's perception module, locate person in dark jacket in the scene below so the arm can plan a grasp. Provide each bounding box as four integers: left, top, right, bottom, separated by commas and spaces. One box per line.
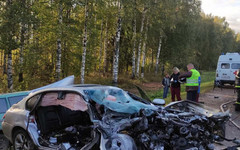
179, 63, 200, 102
162, 73, 170, 99
170, 67, 182, 102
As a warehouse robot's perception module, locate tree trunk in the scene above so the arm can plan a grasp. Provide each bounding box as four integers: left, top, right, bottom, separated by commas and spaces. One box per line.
81, 0, 88, 84
103, 22, 108, 76
56, 3, 63, 81
7, 49, 13, 92
19, 23, 26, 82
3, 50, 7, 75
99, 20, 103, 74
141, 18, 148, 78
112, 1, 122, 85
155, 36, 162, 75
131, 0, 137, 79
136, 7, 147, 77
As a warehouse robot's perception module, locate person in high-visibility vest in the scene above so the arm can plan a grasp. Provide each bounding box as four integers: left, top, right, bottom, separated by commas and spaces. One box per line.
235, 69, 240, 111
179, 63, 200, 102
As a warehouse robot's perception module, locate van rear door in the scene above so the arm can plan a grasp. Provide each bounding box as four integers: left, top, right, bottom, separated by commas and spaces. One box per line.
218, 62, 231, 81
231, 63, 240, 80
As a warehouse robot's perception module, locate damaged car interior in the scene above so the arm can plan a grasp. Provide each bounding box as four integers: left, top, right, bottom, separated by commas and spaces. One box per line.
28, 91, 99, 149
2, 85, 238, 150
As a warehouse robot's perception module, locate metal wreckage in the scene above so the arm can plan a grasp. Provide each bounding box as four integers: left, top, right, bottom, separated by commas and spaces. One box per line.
2, 83, 239, 150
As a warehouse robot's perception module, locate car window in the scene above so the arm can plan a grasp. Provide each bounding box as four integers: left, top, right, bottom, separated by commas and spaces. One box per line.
221, 63, 230, 69
26, 94, 41, 111
231, 63, 240, 69
8, 95, 27, 106
0, 98, 8, 113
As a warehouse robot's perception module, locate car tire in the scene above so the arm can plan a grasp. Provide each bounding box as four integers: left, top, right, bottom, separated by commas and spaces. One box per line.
0, 134, 10, 150
13, 129, 35, 150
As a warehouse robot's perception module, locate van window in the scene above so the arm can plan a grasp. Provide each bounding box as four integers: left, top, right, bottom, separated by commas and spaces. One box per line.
0, 98, 8, 113
221, 63, 230, 69
231, 63, 240, 69
8, 95, 27, 106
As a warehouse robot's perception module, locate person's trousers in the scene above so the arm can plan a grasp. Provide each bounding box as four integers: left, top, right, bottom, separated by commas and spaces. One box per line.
163, 86, 169, 99
187, 90, 198, 102
196, 93, 200, 102
171, 87, 181, 102
237, 89, 240, 102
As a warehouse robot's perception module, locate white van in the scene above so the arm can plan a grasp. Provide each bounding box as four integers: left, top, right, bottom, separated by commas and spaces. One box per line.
215, 53, 240, 86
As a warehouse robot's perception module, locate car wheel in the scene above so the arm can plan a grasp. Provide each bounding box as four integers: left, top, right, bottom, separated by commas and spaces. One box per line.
13, 129, 35, 150
0, 134, 10, 150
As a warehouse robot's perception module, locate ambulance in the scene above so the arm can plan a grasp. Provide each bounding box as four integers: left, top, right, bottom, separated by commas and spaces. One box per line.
215, 53, 240, 86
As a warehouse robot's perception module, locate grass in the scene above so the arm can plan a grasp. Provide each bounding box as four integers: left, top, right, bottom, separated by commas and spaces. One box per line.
146, 71, 215, 104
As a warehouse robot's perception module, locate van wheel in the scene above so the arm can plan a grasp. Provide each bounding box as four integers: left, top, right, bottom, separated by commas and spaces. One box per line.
13, 129, 35, 150
0, 134, 10, 150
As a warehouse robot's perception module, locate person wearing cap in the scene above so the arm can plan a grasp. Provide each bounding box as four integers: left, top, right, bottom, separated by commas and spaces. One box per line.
179, 63, 200, 102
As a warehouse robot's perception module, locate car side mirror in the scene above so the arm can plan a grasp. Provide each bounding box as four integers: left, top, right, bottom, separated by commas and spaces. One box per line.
152, 99, 165, 106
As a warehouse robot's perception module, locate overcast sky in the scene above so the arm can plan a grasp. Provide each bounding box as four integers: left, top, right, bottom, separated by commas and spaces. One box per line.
201, 0, 240, 33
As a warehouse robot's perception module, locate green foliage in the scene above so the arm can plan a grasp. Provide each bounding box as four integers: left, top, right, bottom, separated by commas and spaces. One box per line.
0, 0, 239, 92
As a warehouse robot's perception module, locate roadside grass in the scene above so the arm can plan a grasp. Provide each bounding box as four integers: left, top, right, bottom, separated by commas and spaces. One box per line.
147, 71, 215, 104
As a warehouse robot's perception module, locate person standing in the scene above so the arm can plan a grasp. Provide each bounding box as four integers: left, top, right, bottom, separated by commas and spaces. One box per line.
179, 63, 200, 102
196, 76, 201, 102
170, 67, 182, 102
235, 68, 240, 111
162, 73, 170, 99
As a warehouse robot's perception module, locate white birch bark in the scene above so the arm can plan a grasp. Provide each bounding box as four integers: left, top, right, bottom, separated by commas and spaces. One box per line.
131, 0, 137, 79
56, 3, 63, 81
7, 0, 13, 91
141, 18, 148, 78
136, 7, 147, 77
155, 36, 162, 75
81, 0, 88, 84
7, 49, 13, 92
112, 1, 122, 85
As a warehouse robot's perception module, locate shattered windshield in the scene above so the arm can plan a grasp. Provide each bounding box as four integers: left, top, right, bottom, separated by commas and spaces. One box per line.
84, 88, 157, 114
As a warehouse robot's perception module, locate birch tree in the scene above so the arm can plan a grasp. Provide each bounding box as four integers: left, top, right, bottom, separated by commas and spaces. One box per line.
18, 0, 27, 82
112, 0, 122, 85
131, 0, 137, 79
80, 0, 88, 84
155, 36, 162, 75
141, 18, 148, 78
136, 7, 147, 77
56, 2, 63, 81
98, 20, 103, 74
7, 49, 13, 91
103, 22, 108, 76
3, 0, 17, 92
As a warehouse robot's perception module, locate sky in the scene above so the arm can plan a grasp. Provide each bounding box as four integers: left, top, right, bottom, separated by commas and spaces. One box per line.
201, 0, 240, 33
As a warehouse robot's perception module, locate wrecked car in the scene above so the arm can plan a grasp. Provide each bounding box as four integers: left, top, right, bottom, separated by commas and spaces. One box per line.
2, 84, 230, 150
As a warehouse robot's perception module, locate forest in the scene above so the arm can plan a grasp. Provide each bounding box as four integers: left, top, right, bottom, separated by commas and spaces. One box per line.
0, 0, 240, 92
